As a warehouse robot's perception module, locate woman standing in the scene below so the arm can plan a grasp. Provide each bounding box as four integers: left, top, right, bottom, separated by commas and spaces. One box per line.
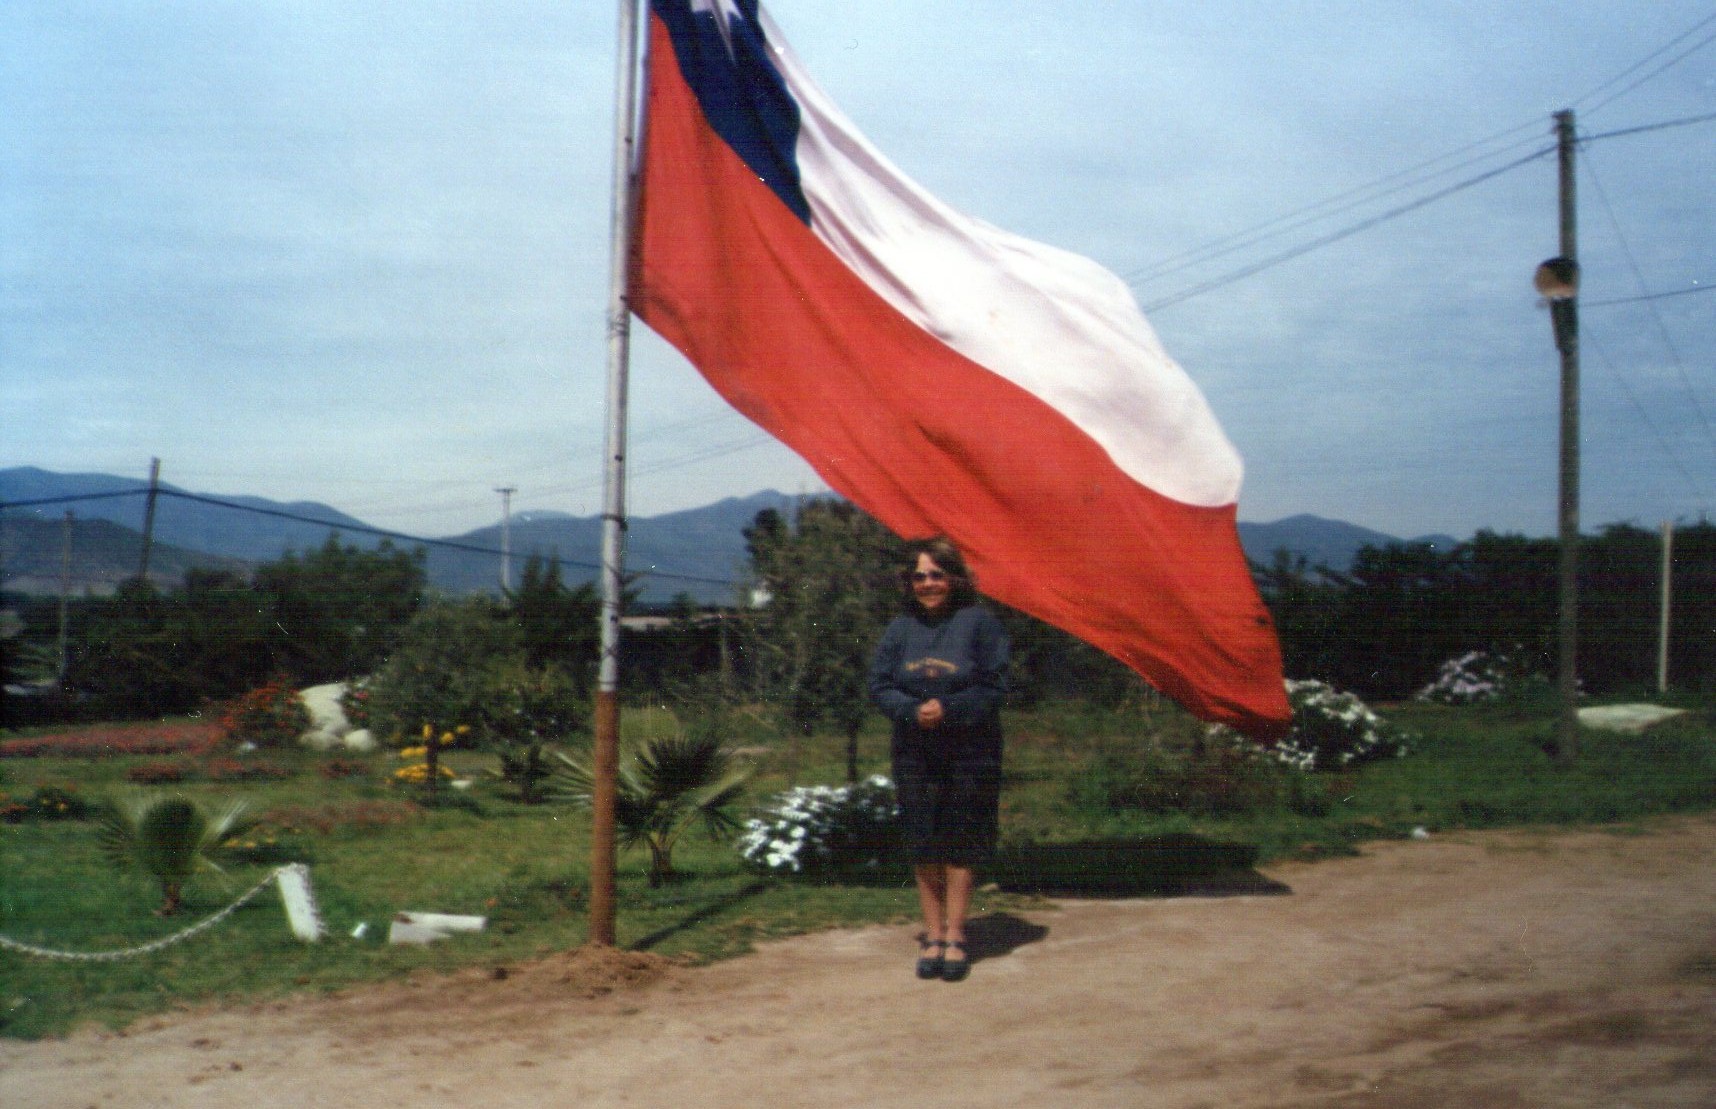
868, 538, 1008, 982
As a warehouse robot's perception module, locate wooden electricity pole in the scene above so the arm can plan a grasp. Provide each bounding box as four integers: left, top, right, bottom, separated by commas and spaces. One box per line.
1658, 520, 1673, 695
136, 457, 162, 584
1551, 110, 1581, 765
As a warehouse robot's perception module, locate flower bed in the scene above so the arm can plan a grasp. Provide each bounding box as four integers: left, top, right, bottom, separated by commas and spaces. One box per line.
0, 721, 223, 759
740, 776, 901, 874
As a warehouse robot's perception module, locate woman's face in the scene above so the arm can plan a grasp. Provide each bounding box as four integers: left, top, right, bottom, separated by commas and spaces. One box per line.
912, 552, 951, 612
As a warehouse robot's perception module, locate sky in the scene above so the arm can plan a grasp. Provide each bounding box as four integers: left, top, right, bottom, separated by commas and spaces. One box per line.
3, 0, 1713, 542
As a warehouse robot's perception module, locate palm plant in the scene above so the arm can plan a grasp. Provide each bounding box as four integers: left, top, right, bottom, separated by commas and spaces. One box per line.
94, 793, 260, 915
549, 727, 752, 887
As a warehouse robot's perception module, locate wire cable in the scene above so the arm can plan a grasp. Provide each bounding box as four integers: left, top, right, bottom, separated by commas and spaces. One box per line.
1576, 11, 1716, 117
1123, 125, 1550, 291
1581, 145, 1716, 471
1140, 145, 1553, 313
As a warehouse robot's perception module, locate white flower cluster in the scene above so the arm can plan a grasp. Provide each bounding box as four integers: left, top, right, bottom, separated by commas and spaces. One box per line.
738, 776, 900, 874
1270, 678, 1406, 772
1415, 650, 1509, 704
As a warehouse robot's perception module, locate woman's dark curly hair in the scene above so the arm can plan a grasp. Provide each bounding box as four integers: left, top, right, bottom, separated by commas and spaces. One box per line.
897, 537, 978, 612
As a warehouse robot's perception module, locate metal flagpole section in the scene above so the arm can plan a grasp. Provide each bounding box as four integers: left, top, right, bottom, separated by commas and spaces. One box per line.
590, 0, 647, 949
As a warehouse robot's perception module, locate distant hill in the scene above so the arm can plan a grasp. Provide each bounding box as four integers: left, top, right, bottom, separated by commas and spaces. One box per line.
0, 466, 377, 563
0, 512, 250, 595
1237, 514, 1459, 575
426, 490, 798, 604
2, 467, 1464, 602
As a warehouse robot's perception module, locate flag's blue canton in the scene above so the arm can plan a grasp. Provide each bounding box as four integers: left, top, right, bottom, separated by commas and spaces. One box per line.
652, 0, 811, 224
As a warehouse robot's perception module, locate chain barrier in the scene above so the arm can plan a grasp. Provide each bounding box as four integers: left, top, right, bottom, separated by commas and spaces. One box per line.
0, 866, 293, 963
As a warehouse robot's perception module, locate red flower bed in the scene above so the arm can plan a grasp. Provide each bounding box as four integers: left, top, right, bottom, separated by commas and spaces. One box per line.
0, 721, 223, 759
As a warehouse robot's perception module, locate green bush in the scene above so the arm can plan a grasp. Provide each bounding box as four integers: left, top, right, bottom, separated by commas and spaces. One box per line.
363, 599, 590, 761
471, 658, 588, 746
0, 783, 91, 824
362, 598, 525, 743
1074, 735, 1311, 817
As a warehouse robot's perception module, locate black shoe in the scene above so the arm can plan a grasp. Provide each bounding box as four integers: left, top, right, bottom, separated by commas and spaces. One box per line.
915, 937, 947, 979
940, 941, 970, 982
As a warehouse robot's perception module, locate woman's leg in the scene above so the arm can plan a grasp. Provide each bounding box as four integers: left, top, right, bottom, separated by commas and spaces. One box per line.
914, 862, 948, 942
942, 864, 975, 967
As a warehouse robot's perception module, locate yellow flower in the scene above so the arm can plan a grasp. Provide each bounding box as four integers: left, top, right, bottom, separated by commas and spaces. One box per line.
422, 723, 433, 740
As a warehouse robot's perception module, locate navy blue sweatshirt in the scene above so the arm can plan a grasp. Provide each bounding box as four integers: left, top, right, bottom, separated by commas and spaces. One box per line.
868, 604, 1008, 755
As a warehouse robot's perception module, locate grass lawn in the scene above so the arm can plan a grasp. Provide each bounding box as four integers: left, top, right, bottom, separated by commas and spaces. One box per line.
3, 695, 1712, 1039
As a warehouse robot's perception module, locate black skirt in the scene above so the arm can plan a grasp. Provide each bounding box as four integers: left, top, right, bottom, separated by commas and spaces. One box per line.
891, 731, 1001, 867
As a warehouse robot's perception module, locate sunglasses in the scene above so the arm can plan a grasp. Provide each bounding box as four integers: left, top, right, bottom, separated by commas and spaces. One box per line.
911, 570, 949, 583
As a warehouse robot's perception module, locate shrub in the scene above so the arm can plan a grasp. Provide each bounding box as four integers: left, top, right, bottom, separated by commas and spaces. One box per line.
0, 783, 91, 823
219, 680, 312, 749
1076, 736, 1299, 817
739, 776, 901, 874
391, 724, 464, 799
340, 678, 374, 730
94, 793, 259, 915
550, 727, 753, 886
1271, 679, 1408, 772
1415, 648, 1552, 705
472, 659, 588, 746
361, 599, 523, 743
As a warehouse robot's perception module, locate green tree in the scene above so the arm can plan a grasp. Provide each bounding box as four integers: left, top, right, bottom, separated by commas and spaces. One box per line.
253, 536, 426, 683
743, 501, 901, 781
506, 555, 599, 674
1254, 549, 1346, 683
1329, 541, 1468, 697
63, 579, 209, 716
361, 596, 526, 742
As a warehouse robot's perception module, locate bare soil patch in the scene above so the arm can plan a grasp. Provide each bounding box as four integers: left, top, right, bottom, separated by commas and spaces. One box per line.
4, 815, 1713, 1107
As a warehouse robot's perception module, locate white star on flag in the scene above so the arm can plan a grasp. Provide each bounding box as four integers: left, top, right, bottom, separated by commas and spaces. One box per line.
689, 0, 747, 57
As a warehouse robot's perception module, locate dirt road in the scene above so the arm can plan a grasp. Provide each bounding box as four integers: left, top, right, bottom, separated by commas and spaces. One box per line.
4, 815, 1713, 1108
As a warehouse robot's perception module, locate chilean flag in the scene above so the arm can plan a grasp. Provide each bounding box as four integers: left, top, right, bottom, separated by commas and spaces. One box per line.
630, 0, 1291, 737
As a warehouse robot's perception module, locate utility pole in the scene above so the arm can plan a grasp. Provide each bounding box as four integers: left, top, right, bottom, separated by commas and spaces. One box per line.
137, 457, 162, 584
1658, 520, 1673, 695
1534, 109, 1581, 764
58, 511, 73, 685
495, 486, 517, 593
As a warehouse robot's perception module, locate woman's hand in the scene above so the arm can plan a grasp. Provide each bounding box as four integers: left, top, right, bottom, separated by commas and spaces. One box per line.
916, 698, 945, 729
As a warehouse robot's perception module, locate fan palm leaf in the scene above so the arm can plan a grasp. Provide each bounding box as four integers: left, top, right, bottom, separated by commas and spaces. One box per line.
94, 793, 259, 915
549, 729, 752, 885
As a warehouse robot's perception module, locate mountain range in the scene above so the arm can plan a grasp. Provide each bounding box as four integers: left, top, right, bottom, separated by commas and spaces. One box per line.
0, 467, 1456, 604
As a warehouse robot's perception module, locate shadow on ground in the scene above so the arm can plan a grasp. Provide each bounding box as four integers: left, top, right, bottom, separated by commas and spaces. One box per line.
964, 912, 1049, 961
991, 834, 1290, 898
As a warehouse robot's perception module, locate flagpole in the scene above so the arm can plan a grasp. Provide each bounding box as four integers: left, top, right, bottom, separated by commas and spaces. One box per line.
590, 0, 646, 949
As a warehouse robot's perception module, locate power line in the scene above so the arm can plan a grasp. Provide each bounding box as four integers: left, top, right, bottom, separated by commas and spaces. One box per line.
1583, 109, 1716, 143
1140, 146, 1552, 313
1123, 126, 1549, 291
1576, 10, 1716, 117
1585, 283, 1714, 308
0, 487, 739, 589
1579, 146, 1716, 478
1127, 9, 1716, 312
1583, 328, 1713, 504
